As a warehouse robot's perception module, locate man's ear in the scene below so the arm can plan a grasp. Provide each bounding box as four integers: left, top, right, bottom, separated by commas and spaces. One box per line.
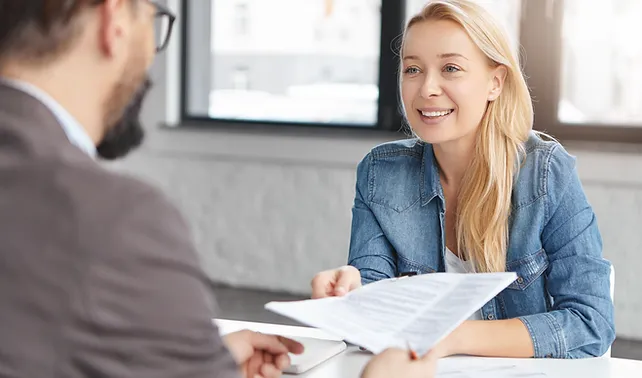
488, 65, 508, 101
97, 0, 128, 57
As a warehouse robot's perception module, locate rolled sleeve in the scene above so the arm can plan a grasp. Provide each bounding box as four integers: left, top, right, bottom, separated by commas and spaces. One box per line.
519, 312, 566, 358
524, 145, 616, 358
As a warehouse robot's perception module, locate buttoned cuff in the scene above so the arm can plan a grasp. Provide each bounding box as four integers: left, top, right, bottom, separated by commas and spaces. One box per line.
519, 313, 567, 358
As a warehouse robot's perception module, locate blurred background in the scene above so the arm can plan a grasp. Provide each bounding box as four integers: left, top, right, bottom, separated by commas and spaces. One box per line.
111, 0, 642, 359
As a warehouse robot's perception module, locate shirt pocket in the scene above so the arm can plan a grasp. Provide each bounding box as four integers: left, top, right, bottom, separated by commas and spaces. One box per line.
505, 248, 549, 291
369, 155, 422, 213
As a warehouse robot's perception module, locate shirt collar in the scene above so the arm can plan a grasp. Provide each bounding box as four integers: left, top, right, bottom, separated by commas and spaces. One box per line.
421, 142, 445, 207
0, 78, 97, 158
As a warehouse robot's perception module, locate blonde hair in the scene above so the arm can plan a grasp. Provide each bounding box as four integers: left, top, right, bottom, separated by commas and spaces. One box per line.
401, 0, 535, 273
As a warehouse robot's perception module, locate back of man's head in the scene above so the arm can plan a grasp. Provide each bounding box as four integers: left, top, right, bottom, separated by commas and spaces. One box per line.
0, 0, 165, 160
0, 1, 94, 65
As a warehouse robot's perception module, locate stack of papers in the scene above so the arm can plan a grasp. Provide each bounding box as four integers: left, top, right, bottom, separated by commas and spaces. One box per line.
266, 272, 517, 356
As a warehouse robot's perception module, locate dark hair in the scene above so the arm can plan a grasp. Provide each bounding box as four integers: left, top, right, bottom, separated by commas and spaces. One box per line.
0, 0, 99, 63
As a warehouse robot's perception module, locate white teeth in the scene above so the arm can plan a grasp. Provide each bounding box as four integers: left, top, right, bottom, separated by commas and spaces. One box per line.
421, 110, 452, 117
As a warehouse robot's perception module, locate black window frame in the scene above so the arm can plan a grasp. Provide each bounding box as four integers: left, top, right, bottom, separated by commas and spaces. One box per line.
179, 0, 407, 134
180, 0, 642, 143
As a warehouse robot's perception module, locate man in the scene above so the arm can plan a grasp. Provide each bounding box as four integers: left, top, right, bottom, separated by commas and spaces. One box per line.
0, 1, 436, 377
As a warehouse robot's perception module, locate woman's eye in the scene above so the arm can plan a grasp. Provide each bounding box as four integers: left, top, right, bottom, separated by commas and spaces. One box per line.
404, 66, 420, 75
443, 65, 461, 73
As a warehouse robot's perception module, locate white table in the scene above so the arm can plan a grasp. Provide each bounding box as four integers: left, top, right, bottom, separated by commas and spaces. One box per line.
215, 319, 642, 378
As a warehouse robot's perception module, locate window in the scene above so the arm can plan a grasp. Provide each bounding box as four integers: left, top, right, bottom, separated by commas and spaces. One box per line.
181, 0, 642, 142
231, 66, 250, 90
405, 0, 522, 50
558, 0, 642, 125
522, 0, 642, 142
234, 3, 249, 35
183, 0, 391, 128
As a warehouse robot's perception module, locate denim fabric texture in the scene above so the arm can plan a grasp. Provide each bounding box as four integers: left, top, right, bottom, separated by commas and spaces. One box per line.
348, 132, 615, 358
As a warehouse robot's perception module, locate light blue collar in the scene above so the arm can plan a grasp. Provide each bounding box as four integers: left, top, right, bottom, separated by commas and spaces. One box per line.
0, 78, 97, 158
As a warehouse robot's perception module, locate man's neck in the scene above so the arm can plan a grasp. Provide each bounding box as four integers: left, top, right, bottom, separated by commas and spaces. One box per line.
0, 62, 105, 144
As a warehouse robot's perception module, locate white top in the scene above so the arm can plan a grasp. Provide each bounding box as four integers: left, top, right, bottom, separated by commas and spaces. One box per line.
445, 247, 483, 320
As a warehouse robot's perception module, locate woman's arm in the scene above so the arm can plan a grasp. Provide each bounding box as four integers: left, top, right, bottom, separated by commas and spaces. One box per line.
439, 146, 615, 359
521, 146, 615, 358
348, 153, 398, 284
439, 319, 534, 358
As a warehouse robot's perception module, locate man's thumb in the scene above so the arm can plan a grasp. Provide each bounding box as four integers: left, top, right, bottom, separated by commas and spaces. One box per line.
419, 349, 438, 364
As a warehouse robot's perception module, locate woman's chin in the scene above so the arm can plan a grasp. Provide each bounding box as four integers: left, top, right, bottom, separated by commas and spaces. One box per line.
411, 127, 455, 145
409, 121, 478, 146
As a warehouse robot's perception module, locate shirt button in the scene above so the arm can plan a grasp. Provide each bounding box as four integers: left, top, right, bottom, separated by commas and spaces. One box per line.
517, 277, 524, 284
487, 314, 495, 320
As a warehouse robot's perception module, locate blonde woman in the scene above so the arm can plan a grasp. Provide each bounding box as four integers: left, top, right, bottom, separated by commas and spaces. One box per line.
311, 0, 615, 359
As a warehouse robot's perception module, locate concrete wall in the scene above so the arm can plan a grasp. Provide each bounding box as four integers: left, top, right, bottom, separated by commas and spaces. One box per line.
109, 0, 642, 340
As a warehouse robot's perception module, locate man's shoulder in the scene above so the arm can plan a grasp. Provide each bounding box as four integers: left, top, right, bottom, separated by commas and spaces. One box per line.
36, 156, 186, 244
77, 162, 182, 228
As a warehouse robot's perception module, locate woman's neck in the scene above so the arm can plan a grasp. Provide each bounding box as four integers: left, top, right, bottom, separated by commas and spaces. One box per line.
433, 134, 476, 189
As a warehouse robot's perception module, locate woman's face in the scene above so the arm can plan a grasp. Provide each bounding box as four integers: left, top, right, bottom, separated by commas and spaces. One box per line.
401, 19, 506, 146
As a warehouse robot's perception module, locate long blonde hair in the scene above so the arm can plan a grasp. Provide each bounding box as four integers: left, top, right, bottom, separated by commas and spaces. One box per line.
402, 0, 534, 273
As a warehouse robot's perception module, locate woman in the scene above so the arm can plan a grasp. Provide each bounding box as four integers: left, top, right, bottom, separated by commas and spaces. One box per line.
311, 0, 615, 359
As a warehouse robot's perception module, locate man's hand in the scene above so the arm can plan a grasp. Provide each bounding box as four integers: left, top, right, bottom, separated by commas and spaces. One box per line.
223, 330, 304, 378
361, 348, 437, 378
311, 265, 362, 299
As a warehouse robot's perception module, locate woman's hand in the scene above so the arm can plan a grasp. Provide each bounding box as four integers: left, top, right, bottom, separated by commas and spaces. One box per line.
310, 265, 362, 298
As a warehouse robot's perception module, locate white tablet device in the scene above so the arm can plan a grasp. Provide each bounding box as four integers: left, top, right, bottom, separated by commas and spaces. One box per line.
281, 336, 347, 374
214, 319, 347, 375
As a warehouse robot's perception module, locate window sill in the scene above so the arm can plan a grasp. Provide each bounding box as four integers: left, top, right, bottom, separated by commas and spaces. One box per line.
146, 121, 402, 168
144, 121, 642, 186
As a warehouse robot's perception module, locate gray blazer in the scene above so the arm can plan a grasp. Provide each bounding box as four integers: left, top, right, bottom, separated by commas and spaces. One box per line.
0, 84, 240, 377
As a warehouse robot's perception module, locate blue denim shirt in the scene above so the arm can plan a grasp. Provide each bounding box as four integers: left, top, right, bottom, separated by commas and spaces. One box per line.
348, 132, 615, 359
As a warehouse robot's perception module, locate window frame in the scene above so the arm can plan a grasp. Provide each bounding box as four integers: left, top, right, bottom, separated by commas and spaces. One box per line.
521, 0, 642, 143
179, 0, 407, 134
179, 0, 642, 143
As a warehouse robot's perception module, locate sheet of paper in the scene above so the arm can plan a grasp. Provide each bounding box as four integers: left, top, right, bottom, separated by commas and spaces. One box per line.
437, 359, 547, 377
265, 272, 517, 355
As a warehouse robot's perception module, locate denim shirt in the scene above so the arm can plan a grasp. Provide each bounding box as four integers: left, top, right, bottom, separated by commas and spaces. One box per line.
347, 132, 615, 359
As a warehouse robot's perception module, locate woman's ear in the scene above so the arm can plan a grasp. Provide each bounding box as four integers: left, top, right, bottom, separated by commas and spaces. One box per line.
488, 65, 508, 101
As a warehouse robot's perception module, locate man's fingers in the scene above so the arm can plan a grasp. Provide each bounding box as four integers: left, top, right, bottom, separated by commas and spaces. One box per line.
412, 349, 438, 376
277, 336, 304, 354
259, 362, 282, 378
419, 349, 438, 363
246, 352, 263, 378
264, 351, 274, 364
274, 353, 291, 370
248, 333, 291, 355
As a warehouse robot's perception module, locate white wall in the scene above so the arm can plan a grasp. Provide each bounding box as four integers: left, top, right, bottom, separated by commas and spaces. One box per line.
110, 1, 642, 340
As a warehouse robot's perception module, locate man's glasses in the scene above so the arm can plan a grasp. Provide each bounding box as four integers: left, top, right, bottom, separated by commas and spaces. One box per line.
151, 1, 176, 53
91, 0, 176, 53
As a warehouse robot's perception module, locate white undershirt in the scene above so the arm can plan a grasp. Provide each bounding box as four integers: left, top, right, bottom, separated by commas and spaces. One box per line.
444, 248, 483, 321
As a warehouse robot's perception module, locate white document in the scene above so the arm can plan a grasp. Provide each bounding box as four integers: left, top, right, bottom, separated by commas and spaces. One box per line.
265, 272, 517, 356
437, 359, 547, 377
